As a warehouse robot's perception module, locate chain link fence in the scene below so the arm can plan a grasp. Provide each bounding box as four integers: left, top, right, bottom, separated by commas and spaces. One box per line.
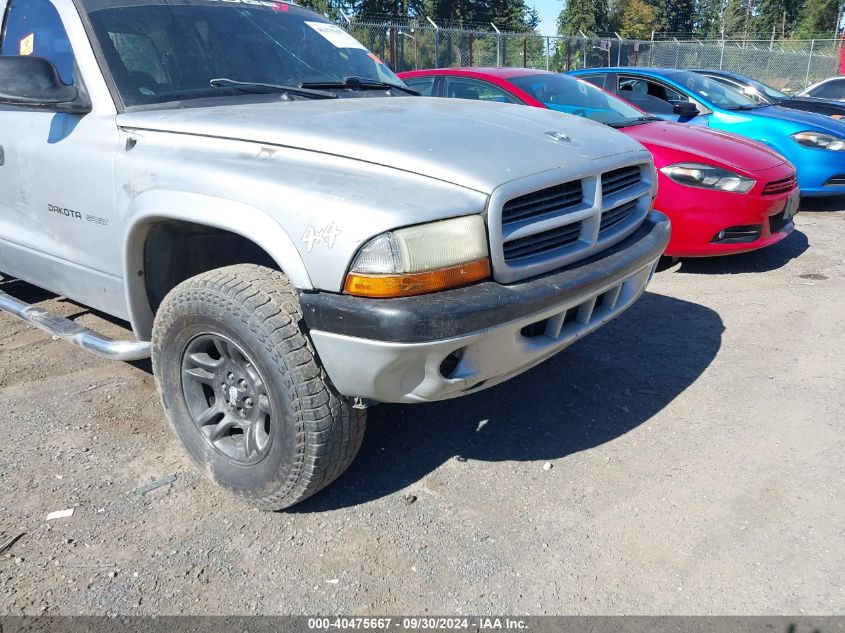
641, 38, 841, 90
344, 20, 554, 72
342, 19, 843, 90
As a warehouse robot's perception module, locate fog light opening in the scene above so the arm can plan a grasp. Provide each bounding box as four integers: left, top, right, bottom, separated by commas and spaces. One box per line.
440, 349, 464, 379
711, 225, 762, 244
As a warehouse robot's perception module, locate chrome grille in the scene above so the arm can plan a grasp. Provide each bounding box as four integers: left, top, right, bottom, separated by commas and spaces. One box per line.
502, 180, 583, 228
602, 166, 641, 198
488, 160, 654, 284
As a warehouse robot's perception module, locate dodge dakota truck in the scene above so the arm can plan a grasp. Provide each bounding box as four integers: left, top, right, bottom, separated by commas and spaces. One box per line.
0, 0, 670, 509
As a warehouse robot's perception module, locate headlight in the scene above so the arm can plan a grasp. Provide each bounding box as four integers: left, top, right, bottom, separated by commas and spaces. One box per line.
660, 162, 756, 193
344, 215, 491, 298
792, 131, 845, 150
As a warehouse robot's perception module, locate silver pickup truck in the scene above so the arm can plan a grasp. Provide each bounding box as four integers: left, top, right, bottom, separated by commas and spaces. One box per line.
0, 0, 670, 509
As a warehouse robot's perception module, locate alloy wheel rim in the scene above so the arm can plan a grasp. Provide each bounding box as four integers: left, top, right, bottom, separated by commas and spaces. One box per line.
180, 333, 273, 465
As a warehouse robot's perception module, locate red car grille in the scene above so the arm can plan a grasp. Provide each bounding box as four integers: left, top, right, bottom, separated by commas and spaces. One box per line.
762, 176, 796, 195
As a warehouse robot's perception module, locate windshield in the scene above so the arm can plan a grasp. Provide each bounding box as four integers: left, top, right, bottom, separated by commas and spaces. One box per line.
81, 0, 404, 108
745, 77, 788, 100
666, 70, 759, 110
509, 73, 650, 126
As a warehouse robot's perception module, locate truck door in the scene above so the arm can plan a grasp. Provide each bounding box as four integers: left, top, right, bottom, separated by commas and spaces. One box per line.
0, 0, 127, 317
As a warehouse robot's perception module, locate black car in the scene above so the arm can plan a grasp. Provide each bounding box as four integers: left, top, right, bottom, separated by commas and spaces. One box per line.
798, 76, 845, 101
692, 69, 845, 118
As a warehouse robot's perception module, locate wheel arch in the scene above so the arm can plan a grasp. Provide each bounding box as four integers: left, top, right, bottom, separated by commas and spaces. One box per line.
124, 191, 312, 340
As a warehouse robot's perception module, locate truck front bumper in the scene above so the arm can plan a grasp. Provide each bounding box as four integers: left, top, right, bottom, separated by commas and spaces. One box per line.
301, 211, 670, 404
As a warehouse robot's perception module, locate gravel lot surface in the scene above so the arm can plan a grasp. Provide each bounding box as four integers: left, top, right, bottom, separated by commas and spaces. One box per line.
0, 209, 842, 615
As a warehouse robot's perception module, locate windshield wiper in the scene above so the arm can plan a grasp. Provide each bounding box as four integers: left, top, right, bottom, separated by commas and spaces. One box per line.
606, 116, 660, 128
729, 104, 762, 111
300, 76, 420, 96
210, 78, 337, 100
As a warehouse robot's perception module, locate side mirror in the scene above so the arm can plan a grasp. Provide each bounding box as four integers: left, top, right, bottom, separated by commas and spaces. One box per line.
672, 100, 699, 117
0, 56, 91, 114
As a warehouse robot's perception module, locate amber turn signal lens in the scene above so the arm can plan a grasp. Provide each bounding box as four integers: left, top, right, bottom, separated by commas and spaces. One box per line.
344, 259, 491, 298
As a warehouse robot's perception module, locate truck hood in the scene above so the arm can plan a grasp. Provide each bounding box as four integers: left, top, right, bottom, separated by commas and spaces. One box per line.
116, 97, 647, 194
622, 120, 786, 173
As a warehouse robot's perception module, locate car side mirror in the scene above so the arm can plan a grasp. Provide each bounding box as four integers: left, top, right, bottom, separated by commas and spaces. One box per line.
672, 100, 699, 117
0, 56, 91, 114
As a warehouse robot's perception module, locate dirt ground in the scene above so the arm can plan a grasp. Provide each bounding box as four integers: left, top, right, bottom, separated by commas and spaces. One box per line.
0, 208, 842, 616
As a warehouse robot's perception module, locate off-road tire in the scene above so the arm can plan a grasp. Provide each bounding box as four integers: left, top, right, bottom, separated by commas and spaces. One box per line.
151, 264, 366, 510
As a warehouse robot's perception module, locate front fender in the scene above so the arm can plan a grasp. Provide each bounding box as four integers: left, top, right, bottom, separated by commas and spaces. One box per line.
123, 190, 311, 340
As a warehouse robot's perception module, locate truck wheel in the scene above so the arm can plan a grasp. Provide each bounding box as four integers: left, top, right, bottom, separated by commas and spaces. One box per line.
151, 264, 366, 510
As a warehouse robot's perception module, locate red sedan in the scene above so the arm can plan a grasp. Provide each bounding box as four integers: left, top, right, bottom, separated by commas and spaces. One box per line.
398, 67, 799, 257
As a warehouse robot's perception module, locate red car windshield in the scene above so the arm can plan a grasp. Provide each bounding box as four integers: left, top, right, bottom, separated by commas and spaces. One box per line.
509, 73, 653, 127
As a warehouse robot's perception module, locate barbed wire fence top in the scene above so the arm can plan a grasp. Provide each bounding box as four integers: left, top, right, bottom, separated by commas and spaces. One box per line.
337, 17, 843, 90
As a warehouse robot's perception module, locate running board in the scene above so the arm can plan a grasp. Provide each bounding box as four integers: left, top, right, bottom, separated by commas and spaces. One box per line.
0, 291, 151, 361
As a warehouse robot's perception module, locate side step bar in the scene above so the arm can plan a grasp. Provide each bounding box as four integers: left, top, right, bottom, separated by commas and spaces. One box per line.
0, 291, 151, 361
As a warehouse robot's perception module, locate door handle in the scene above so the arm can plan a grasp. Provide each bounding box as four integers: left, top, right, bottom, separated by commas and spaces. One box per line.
0, 145, 4, 166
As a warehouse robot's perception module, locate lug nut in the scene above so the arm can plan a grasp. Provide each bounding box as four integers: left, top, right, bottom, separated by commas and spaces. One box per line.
238, 409, 247, 418
226, 372, 235, 384
244, 397, 254, 409
238, 379, 248, 391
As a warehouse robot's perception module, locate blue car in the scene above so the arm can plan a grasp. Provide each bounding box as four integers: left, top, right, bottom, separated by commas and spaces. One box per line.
571, 67, 845, 196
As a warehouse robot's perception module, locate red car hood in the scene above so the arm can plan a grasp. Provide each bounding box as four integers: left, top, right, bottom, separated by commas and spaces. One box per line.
621, 120, 786, 173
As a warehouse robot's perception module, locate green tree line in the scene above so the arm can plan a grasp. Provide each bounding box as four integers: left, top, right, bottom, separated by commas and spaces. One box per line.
299, 0, 544, 32
557, 0, 842, 40
299, 0, 841, 38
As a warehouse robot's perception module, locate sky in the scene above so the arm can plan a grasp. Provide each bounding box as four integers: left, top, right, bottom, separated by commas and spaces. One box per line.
529, 0, 561, 36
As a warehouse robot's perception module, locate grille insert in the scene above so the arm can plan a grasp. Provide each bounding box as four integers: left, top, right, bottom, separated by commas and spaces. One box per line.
825, 175, 845, 187
502, 180, 583, 227
503, 221, 583, 261
600, 200, 639, 232
494, 162, 650, 279
762, 176, 796, 195
602, 166, 641, 198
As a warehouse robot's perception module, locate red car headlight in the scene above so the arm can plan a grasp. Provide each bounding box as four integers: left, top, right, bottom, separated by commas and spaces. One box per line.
660, 162, 756, 193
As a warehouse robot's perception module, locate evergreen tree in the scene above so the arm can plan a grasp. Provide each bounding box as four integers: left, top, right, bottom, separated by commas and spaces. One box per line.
665, 0, 695, 31
757, 0, 787, 35
724, 0, 752, 36
524, 4, 542, 30
695, 0, 724, 37
619, 0, 657, 37
643, 0, 669, 32
793, 0, 839, 36
490, 0, 532, 30
298, 0, 335, 15
607, 0, 627, 32
557, 0, 599, 34
594, 0, 610, 31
